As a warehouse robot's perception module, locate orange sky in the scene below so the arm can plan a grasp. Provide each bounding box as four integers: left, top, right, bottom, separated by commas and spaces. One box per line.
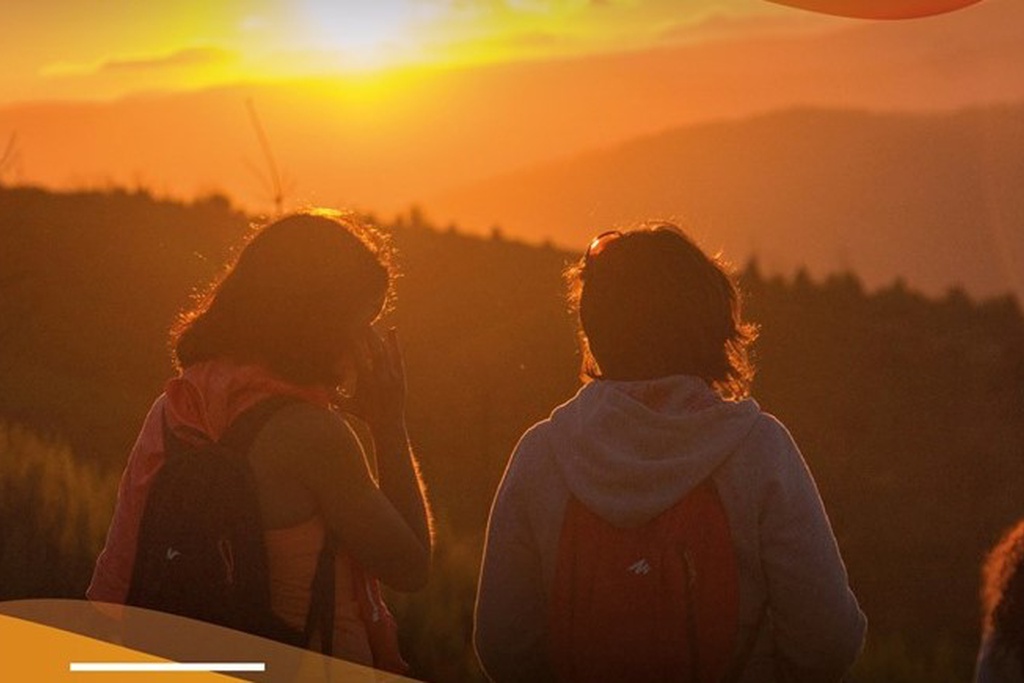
3, 1, 1019, 206
3, 1, 847, 105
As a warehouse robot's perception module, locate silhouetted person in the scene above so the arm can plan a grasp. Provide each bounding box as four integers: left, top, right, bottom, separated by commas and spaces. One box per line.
976, 519, 1024, 682
89, 211, 431, 671
475, 223, 865, 682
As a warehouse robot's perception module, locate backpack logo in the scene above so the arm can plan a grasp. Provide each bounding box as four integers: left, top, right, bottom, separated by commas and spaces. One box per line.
627, 558, 651, 575
165, 547, 182, 561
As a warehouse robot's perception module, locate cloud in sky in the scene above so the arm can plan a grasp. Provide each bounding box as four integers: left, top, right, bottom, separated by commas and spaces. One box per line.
41, 47, 235, 78
99, 47, 234, 72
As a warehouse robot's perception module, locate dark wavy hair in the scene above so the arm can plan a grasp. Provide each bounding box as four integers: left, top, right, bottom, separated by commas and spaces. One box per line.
982, 519, 1024, 663
566, 222, 757, 399
171, 210, 394, 386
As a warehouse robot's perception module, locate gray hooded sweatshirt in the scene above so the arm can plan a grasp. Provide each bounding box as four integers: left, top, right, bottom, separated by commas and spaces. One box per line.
475, 375, 866, 682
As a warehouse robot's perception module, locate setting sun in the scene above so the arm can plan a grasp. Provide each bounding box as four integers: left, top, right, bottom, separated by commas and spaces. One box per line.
283, 1, 437, 72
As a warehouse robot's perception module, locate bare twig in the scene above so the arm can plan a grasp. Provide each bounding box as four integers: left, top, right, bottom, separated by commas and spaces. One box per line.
245, 99, 285, 215
0, 132, 19, 183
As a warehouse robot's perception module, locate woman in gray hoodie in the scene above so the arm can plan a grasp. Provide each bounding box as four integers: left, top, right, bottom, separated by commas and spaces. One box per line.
474, 224, 866, 682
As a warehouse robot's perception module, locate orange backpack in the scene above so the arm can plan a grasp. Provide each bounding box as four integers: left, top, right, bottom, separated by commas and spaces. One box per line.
549, 479, 742, 683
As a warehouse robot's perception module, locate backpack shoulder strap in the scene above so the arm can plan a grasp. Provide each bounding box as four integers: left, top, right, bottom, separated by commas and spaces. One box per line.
217, 394, 301, 455
221, 394, 336, 654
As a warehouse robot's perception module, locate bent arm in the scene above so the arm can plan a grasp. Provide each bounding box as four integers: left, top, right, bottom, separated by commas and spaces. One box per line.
267, 404, 431, 592
758, 419, 867, 681
369, 421, 432, 584
340, 326, 433, 588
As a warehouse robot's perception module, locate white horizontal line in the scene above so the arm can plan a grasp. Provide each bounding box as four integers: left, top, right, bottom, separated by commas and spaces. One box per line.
69, 662, 266, 673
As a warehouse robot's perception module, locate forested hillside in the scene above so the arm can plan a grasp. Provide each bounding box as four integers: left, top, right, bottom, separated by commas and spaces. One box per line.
0, 186, 1021, 681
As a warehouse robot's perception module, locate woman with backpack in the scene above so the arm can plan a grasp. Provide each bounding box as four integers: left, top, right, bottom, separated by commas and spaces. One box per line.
976, 518, 1024, 682
474, 223, 866, 682
88, 210, 432, 672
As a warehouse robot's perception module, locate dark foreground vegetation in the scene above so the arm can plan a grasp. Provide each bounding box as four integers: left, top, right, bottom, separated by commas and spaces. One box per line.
0, 186, 1021, 681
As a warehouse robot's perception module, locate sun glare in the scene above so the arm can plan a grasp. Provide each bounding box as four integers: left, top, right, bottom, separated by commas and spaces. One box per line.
292, 1, 432, 72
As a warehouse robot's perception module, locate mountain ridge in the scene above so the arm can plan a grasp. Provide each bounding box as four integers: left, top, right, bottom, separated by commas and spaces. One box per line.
428, 102, 1024, 301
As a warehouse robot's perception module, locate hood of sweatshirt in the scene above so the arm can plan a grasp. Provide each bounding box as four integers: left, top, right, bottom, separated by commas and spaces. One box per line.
548, 374, 761, 528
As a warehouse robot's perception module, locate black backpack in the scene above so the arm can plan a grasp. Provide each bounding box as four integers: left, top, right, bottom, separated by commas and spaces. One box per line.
126, 395, 337, 652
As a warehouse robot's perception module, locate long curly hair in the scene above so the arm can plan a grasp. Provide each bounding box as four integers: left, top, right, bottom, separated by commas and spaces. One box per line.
566, 222, 757, 400
982, 518, 1024, 663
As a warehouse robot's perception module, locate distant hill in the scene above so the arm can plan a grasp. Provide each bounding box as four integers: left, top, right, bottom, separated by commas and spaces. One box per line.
429, 104, 1024, 301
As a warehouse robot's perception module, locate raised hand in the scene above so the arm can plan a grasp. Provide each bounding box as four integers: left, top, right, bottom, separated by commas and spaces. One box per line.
340, 327, 407, 441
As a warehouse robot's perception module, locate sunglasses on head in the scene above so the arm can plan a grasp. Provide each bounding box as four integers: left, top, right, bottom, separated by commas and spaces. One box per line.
583, 224, 687, 266
583, 230, 622, 264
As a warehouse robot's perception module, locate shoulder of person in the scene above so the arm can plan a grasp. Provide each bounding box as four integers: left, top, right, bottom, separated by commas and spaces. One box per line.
492, 419, 562, 500
735, 410, 798, 453
252, 400, 362, 461
508, 419, 557, 466
724, 409, 811, 483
